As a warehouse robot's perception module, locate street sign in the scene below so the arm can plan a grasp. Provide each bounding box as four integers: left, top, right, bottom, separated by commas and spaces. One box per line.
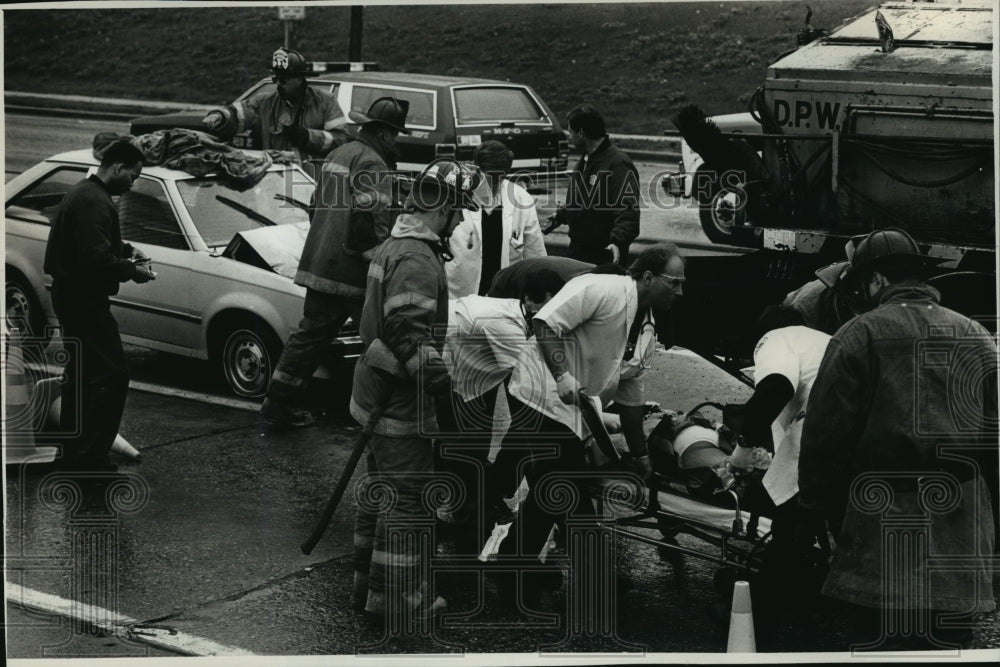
278, 6, 306, 21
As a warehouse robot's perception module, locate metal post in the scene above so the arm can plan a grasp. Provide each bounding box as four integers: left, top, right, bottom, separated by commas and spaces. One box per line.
349, 5, 363, 61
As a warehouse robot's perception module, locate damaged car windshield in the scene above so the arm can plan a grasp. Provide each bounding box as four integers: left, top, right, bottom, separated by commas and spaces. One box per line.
175, 171, 315, 247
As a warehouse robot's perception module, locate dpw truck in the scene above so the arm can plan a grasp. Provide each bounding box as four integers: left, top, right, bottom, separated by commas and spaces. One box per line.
667, 0, 995, 373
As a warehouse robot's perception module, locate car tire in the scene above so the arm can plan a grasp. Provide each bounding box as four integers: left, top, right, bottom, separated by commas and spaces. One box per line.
5, 269, 45, 339
216, 318, 282, 398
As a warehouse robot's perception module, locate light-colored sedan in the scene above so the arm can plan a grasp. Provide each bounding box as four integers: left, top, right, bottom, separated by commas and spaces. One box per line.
5, 149, 359, 397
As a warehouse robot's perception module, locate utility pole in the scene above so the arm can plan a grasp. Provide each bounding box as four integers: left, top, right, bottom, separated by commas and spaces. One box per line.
349, 5, 363, 61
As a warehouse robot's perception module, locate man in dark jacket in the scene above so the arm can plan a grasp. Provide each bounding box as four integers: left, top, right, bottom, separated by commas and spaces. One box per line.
202, 48, 350, 178
43, 139, 156, 472
261, 98, 409, 426
545, 104, 640, 266
799, 228, 997, 650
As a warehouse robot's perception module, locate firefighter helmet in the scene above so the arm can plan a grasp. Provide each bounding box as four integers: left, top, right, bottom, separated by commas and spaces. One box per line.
849, 227, 927, 277
271, 48, 309, 77
410, 159, 488, 212
348, 97, 410, 134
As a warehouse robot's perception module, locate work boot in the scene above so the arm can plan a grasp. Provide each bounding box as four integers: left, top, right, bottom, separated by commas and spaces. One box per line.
364, 595, 448, 628
260, 397, 315, 427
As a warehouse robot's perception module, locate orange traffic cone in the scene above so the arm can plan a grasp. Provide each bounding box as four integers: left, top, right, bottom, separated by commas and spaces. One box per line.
3, 330, 56, 465
726, 580, 756, 653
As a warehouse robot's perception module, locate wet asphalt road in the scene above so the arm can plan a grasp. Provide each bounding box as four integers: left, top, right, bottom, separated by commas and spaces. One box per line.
7, 344, 1000, 658
5, 113, 1000, 658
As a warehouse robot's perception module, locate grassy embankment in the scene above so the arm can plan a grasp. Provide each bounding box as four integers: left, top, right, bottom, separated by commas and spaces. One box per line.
4, 1, 874, 135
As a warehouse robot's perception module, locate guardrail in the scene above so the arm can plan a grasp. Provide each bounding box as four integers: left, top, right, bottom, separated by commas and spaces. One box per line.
6, 91, 683, 164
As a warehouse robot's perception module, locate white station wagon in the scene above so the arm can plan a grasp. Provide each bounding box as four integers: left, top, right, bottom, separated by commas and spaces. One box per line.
4, 149, 360, 397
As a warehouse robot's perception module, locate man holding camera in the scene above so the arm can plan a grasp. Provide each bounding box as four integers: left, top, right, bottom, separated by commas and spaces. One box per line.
43, 139, 157, 473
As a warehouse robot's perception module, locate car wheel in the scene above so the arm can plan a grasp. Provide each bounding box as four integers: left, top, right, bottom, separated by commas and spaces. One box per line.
218, 320, 281, 398
5, 270, 44, 338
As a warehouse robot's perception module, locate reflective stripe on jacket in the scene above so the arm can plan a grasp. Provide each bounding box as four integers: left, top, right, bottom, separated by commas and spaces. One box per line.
295, 135, 396, 298
349, 213, 449, 437
214, 87, 349, 166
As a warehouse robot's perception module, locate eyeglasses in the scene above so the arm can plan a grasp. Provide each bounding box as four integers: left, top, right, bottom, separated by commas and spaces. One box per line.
656, 273, 686, 289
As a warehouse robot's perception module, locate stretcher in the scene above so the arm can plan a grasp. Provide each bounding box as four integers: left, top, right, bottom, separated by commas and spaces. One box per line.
599, 471, 774, 583
590, 402, 784, 583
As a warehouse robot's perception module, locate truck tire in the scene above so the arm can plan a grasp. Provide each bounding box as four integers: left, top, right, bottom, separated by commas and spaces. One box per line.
695, 169, 760, 248
698, 182, 746, 246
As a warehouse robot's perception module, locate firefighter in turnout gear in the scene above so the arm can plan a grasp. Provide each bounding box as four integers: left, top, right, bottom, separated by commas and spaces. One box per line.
201, 48, 349, 176
260, 97, 410, 427
350, 159, 489, 625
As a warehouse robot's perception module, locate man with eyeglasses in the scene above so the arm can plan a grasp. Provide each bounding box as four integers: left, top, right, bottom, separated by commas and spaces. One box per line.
202, 48, 349, 177
495, 243, 685, 607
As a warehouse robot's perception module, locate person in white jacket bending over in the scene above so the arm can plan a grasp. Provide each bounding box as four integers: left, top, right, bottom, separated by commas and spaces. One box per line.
445, 140, 547, 298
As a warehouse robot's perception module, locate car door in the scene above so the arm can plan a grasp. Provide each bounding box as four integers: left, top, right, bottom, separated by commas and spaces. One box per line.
5, 165, 90, 333
114, 176, 196, 354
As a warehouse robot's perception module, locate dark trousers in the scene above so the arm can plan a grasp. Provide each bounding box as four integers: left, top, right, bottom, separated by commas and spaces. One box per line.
267, 288, 362, 404
752, 496, 828, 631
499, 394, 595, 560
434, 386, 500, 554
52, 281, 130, 466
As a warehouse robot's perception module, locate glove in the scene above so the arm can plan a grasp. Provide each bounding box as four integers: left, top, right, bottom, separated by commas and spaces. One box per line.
554, 371, 580, 405
202, 111, 225, 131
132, 265, 156, 284
284, 125, 309, 148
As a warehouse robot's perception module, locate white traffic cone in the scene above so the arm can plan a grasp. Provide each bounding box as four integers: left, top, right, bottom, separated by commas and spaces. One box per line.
110, 434, 141, 462
35, 378, 140, 462
3, 330, 56, 465
726, 580, 756, 653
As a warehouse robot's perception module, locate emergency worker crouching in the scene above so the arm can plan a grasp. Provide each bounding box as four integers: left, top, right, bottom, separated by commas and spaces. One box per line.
349, 159, 489, 625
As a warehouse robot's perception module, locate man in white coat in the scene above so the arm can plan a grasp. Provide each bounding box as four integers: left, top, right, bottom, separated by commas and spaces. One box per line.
445, 140, 547, 298
727, 303, 831, 647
